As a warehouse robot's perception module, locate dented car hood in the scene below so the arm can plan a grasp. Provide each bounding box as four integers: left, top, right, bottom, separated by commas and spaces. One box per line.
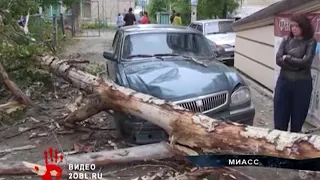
122, 59, 243, 101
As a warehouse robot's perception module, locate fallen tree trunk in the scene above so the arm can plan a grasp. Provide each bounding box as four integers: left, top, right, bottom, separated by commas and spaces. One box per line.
35, 54, 320, 159
0, 61, 33, 106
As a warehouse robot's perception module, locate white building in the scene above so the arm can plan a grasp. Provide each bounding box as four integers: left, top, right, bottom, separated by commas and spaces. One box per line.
80, 0, 135, 25
233, 0, 282, 18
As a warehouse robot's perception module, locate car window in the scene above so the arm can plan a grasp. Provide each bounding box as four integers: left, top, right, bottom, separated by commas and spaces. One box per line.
189, 23, 196, 29
218, 21, 234, 32
204, 21, 234, 34
196, 25, 203, 33
121, 32, 213, 59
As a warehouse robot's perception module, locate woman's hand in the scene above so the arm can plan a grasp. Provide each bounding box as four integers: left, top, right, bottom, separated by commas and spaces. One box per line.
282, 55, 292, 60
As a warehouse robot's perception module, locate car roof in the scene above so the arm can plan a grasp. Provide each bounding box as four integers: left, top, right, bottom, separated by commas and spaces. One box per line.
191, 19, 234, 24
120, 24, 202, 34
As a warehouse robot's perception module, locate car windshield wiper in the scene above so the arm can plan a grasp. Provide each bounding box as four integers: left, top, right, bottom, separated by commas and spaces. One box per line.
126, 54, 154, 58
153, 53, 180, 57
125, 54, 164, 60
153, 53, 193, 60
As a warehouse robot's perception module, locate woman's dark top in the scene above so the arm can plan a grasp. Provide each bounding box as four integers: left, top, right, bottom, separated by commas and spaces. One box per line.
276, 36, 317, 81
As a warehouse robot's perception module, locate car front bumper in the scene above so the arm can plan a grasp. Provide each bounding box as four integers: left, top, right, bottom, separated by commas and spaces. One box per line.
115, 104, 255, 144
205, 104, 255, 126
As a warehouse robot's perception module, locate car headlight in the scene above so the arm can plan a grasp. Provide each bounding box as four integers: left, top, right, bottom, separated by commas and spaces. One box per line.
230, 86, 251, 107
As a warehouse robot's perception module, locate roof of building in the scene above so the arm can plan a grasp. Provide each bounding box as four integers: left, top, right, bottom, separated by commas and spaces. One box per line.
233, 0, 319, 28
192, 19, 234, 24
120, 24, 201, 34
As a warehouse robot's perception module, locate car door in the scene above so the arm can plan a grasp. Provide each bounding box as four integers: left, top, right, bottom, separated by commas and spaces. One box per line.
106, 30, 122, 82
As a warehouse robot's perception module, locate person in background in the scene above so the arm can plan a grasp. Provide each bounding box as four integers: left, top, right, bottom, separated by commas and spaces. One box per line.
123, 7, 136, 26
274, 13, 317, 132
172, 12, 182, 25
137, 11, 143, 24
141, 11, 149, 24
116, 13, 124, 28
170, 10, 176, 24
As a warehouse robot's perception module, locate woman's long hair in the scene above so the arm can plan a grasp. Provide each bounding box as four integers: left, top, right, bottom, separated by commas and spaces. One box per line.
289, 14, 314, 40
144, 11, 149, 18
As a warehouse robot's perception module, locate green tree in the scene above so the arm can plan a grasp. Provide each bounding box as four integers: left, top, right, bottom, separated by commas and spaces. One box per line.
147, 0, 239, 24
197, 0, 239, 19
40, 0, 81, 8
0, 0, 78, 90
146, 0, 168, 23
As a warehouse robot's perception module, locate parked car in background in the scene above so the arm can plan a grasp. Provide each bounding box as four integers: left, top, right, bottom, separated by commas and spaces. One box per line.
103, 24, 255, 145
189, 19, 235, 66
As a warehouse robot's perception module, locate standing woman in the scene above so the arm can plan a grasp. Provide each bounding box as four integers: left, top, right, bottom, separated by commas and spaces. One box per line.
274, 14, 317, 132
172, 12, 182, 25
141, 11, 149, 24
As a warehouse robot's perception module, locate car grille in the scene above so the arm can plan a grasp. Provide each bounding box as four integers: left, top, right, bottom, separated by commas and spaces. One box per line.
174, 91, 228, 113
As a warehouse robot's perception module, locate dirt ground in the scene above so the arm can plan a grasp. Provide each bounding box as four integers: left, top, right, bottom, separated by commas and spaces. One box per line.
0, 30, 320, 180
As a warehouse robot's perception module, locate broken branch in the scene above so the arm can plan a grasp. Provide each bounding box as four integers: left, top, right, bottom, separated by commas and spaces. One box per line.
0, 145, 36, 153
62, 141, 176, 165
0, 101, 25, 114
0, 142, 175, 176
3, 122, 49, 139
65, 94, 105, 126
0, 61, 33, 106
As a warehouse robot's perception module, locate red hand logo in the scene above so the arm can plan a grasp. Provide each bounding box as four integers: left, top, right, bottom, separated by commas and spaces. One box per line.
34, 147, 63, 180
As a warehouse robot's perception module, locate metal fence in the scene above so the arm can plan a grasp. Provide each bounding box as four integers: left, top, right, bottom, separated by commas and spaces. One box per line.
29, 13, 68, 48
72, 0, 102, 37
29, 0, 115, 40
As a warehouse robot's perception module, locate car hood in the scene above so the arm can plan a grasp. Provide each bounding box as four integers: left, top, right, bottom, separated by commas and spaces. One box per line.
206, 33, 236, 46
122, 59, 243, 101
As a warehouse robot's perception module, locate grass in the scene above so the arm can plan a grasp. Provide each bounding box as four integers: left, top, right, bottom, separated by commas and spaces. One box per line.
81, 21, 117, 30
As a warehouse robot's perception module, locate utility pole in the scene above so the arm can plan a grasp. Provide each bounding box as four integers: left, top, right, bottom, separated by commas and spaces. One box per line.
117, 0, 119, 14
59, 0, 63, 14
190, 0, 197, 22
141, 0, 145, 12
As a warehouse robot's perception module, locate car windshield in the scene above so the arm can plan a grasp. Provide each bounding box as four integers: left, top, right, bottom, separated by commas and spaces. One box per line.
204, 21, 234, 34
121, 32, 214, 60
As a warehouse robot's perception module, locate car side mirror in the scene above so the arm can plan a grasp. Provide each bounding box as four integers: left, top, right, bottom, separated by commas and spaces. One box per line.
103, 51, 116, 61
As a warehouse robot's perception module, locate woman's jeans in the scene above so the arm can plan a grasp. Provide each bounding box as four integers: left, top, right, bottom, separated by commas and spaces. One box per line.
274, 74, 312, 132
